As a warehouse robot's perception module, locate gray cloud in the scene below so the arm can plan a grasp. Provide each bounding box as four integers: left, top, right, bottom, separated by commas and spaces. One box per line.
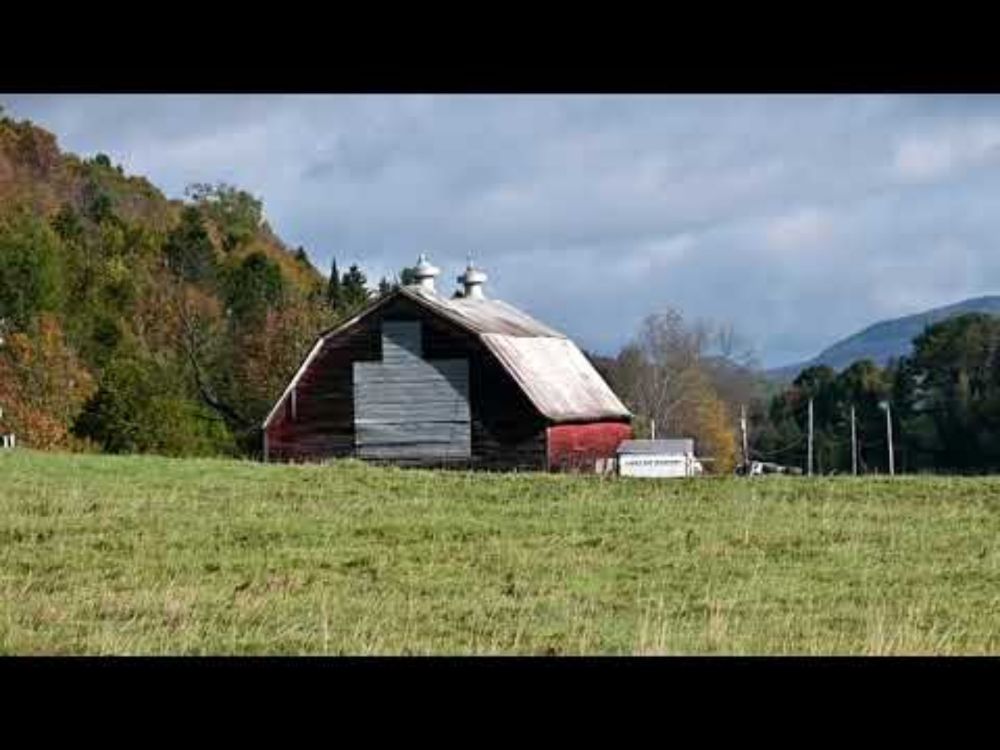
5, 93, 1000, 366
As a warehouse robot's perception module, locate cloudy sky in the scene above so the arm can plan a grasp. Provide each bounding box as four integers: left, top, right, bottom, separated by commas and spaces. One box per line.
4, 94, 1000, 367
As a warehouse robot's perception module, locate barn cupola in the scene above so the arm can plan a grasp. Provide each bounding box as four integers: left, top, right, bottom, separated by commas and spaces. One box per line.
458, 256, 487, 300
413, 253, 441, 293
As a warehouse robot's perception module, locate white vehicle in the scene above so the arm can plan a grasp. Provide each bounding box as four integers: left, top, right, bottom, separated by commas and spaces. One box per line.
737, 460, 802, 476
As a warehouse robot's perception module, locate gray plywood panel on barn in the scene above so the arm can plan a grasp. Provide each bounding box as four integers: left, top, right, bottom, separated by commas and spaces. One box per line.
354, 321, 471, 460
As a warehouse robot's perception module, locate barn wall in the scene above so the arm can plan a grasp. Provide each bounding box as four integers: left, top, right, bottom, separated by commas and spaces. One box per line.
354, 321, 472, 460
264, 295, 549, 470
546, 422, 633, 473
264, 317, 379, 463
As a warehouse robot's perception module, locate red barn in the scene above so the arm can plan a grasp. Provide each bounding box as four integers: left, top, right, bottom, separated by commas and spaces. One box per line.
262, 256, 631, 471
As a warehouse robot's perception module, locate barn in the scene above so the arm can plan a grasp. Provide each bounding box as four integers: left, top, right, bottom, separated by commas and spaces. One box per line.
261, 255, 632, 471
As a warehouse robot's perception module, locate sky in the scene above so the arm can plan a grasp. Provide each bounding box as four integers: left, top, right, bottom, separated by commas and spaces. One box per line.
4, 94, 1000, 367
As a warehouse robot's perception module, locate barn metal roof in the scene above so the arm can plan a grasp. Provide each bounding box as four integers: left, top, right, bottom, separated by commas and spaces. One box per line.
262, 285, 631, 428
399, 286, 566, 338
400, 287, 630, 421
480, 334, 630, 422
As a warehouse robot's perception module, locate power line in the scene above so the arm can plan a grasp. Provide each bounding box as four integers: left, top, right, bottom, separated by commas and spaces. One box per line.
749, 435, 806, 459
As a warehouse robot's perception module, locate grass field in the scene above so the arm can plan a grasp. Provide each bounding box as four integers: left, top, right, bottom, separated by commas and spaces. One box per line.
2, 449, 1000, 654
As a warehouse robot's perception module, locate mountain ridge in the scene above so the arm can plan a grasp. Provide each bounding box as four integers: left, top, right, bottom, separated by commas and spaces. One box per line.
767, 295, 1000, 382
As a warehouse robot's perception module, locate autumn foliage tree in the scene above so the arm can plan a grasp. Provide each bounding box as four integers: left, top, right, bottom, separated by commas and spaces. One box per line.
0, 314, 95, 449
608, 309, 739, 473
224, 297, 335, 428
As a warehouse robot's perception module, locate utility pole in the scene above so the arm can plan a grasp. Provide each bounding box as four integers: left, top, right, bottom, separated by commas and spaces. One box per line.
885, 402, 895, 476
807, 398, 814, 477
851, 405, 857, 476
740, 404, 749, 474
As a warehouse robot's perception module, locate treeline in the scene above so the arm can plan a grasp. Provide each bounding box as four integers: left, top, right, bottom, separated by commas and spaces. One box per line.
594, 310, 1000, 474
599, 307, 1000, 476
0, 113, 399, 457
751, 313, 1000, 475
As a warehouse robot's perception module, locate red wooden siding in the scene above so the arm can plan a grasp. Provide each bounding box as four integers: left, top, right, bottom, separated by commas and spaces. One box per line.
546, 422, 633, 472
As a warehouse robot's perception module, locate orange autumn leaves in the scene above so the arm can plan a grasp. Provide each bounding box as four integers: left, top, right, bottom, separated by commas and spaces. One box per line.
0, 314, 95, 449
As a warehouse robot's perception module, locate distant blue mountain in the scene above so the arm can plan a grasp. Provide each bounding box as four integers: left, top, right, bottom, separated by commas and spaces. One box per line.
767, 295, 1000, 383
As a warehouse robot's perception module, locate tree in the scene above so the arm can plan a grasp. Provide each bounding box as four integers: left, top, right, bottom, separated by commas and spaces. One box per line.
224, 252, 285, 323
701, 320, 764, 426
608, 308, 737, 472
73, 343, 234, 457
51, 203, 84, 243
164, 206, 216, 285
832, 360, 891, 472
714, 321, 758, 369
374, 263, 422, 298
685, 379, 738, 474
168, 281, 252, 434
0, 210, 65, 329
757, 365, 855, 474
894, 313, 1000, 472
0, 314, 95, 449
185, 182, 263, 253
340, 264, 370, 311
610, 343, 648, 431
623, 309, 710, 431
220, 296, 333, 434
326, 258, 343, 311
84, 181, 115, 225
399, 265, 419, 286
754, 356, 908, 474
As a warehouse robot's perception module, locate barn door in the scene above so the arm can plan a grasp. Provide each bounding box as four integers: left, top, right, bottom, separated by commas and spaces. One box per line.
353, 321, 471, 460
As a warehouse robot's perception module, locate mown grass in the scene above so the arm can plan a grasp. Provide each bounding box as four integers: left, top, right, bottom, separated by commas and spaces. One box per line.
2, 449, 1000, 654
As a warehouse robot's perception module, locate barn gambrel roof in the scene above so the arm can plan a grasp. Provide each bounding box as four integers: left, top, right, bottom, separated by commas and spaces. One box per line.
262, 285, 632, 429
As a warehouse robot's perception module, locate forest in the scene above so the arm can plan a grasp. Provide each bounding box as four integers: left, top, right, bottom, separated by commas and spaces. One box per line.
2, 110, 999, 474
0, 111, 392, 457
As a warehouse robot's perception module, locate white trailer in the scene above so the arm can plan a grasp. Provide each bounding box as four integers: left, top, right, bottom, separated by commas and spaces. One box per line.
617, 439, 703, 478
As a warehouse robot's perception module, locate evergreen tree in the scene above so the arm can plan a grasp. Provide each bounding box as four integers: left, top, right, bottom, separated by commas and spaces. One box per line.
164, 207, 216, 285
895, 313, 1000, 472
224, 253, 285, 323
340, 264, 370, 310
399, 266, 419, 286
326, 258, 342, 312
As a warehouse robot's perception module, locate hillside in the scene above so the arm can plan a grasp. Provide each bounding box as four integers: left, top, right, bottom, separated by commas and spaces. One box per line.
768, 295, 1000, 382
0, 114, 324, 292
0, 112, 347, 457
4, 449, 1000, 654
